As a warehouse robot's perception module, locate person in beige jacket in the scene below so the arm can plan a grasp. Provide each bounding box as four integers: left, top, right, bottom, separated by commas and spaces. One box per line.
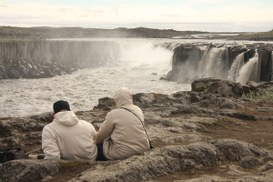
42, 100, 97, 160
94, 87, 150, 160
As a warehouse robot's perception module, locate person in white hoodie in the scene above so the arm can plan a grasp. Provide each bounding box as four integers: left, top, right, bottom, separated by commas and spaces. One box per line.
94, 87, 150, 161
42, 100, 97, 160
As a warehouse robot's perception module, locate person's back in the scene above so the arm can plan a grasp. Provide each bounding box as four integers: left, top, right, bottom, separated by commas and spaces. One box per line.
95, 87, 150, 160
42, 100, 97, 160
104, 104, 149, 159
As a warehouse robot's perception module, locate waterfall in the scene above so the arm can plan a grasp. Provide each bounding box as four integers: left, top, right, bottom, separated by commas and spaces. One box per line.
166, 43, 273, 83
198, 47, 227, 79
236, 54, 259, 84
227, 52, 245, 81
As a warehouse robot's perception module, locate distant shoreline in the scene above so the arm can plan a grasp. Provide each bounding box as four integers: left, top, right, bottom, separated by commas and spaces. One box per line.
0, 26, 272, 41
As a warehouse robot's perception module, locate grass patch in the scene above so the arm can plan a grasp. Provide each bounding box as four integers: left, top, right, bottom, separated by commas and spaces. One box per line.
242, 87, 273, 101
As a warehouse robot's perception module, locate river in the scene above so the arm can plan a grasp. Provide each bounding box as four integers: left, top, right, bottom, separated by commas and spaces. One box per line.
1, 38, 273, 117
0, 38, 189, 117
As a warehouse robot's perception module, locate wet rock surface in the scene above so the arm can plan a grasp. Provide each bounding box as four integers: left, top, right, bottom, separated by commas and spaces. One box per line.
1, 78, 273, 181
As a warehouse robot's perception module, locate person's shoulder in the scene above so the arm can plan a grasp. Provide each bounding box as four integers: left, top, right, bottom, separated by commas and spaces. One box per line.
43, 121, 54, 130
79, 119, 91, 125
125, 104, 143, 112
107, 108, 121, 115
42, 122, 55, 136
131, 104, 142, 110
79, 120, 95, 127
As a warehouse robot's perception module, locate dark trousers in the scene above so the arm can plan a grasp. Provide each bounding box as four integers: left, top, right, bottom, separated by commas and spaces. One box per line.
96, 143, 107, 161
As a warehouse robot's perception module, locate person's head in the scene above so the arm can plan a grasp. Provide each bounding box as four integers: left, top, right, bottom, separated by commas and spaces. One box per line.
114, 87, 133, 107
53, 100, 70, 114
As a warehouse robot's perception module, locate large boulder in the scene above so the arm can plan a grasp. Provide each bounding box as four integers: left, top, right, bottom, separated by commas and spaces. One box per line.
0, 113, 52, 150
69, 139, 269, 182
0, 159, 59, 182
0, 159, 94, 182
191, 78, 244, 98
0, 139, 271, 182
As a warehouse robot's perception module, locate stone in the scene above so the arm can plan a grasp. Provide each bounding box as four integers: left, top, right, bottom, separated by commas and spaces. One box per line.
213, 139, 265, 161
191, 78, 244, 98
240, 157, 261, 169
0, 159, 59, 182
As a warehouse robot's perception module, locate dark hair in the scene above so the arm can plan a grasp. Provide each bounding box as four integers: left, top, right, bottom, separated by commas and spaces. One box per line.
53, 100, 70, 113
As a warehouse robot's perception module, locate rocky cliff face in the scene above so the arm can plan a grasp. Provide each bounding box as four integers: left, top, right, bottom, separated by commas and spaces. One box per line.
258, 47, 273, 81
1, 78, 273, 181
0, 40, 120, 79
164, 43, 272, 84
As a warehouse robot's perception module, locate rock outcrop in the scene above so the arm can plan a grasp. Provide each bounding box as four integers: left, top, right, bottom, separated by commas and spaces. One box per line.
191, 78, 244, 98
258, 47, 273, 81
1, 78, 273, 181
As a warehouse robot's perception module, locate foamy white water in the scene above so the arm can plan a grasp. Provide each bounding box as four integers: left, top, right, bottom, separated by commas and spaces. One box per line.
236, 54, 259, 84
199, 47, 227, 78
0, 39, 191, 117
227, 52, 245, 81
1, 38, 273, 117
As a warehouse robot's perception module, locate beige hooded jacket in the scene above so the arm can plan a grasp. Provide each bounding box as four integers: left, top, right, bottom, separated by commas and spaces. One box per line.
42, 111, 97, 161
95, 87, 150, 160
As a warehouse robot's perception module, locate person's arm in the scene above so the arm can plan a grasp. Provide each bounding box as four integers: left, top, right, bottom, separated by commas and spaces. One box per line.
89, 123, 97, 138
42, 126, 61, 159
94, 113, 115, 144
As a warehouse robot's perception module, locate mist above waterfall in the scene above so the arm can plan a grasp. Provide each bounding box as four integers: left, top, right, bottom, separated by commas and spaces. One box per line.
119, 40, 173, 73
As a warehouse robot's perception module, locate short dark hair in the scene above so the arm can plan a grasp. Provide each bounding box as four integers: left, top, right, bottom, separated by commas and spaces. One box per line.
53, 100, 70, 113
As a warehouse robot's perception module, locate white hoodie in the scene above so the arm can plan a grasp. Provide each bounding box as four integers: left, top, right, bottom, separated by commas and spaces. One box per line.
95, 87, 150, 160
42, 111, 97, 160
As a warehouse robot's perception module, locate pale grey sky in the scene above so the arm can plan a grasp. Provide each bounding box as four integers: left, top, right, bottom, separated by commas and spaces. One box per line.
0, 0, 273, 32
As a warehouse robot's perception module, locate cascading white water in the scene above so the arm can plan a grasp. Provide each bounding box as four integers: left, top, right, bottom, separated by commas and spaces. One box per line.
227, 52, 245, 81
199, 47, 227, 79
0, 39, 190, 117
236, 54, 259, 84
173, 46, 229, 82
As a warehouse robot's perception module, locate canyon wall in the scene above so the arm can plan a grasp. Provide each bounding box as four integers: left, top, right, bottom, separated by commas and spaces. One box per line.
0, 40, 120, 79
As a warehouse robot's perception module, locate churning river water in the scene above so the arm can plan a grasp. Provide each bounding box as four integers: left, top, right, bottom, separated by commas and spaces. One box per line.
1, 38, 272, 117
0, 38, 191, 117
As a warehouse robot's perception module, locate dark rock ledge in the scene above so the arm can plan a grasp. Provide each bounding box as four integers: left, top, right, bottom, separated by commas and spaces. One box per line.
1, 78, 273, 182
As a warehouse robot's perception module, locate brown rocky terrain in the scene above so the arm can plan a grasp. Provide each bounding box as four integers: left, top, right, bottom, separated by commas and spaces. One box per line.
1, 78, 273, 181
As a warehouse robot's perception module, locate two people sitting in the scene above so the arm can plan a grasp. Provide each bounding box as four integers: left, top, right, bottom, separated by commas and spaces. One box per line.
42, 87, 151, 161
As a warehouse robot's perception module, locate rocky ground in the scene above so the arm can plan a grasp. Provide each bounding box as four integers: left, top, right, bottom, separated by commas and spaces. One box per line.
1, 78, 273, 182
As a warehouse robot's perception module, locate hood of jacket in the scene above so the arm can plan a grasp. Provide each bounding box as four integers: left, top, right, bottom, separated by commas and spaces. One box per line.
54, 111, 79, 127
114, 87, 133, 107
